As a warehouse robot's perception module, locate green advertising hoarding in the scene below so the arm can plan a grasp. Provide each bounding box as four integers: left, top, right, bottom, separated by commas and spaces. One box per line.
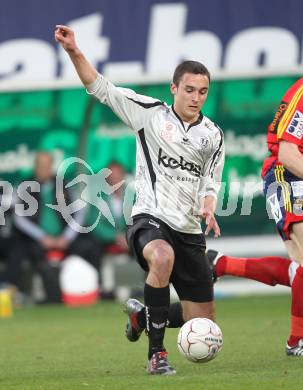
0, 76, 299, 235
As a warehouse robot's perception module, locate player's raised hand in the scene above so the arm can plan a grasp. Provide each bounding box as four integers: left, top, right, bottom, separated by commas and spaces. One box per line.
55, 25, 77, 53
54, 24, 98, 86
200, 207, 220, 238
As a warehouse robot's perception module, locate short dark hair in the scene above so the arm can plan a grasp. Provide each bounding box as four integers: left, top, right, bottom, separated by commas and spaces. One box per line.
173, 60, 211, 86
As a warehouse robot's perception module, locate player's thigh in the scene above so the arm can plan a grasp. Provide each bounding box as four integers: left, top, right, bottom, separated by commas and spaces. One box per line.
284, 239, 302, 263
126, 214, 174, 271
181, 300, 215, 322
286, 222, 303, 264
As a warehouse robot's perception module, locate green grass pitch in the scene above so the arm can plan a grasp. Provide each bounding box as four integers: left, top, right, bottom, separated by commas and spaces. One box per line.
1, 294, 303, 389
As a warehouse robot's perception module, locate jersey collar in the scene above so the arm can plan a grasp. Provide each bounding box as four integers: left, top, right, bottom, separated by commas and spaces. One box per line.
172, 105, 203, 132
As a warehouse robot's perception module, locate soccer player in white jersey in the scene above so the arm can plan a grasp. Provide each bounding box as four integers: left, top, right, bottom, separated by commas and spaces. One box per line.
55, 25, 224, 375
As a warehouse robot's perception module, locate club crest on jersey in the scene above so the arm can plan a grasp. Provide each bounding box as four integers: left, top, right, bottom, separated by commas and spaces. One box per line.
160, 121, 177, 141
286, 110, 303, 140
199, 136, 210, 150
157, 148, 201, 177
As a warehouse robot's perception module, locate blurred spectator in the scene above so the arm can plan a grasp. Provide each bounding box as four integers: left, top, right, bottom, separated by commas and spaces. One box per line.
89, 161, 131, 299
0, 189, 16, 288
97, 162, 128, 250
8, 151, 100, 303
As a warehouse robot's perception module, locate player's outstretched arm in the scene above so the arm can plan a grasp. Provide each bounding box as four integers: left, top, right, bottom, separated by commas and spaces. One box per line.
55, 25, 153, 131
54, 25, 98, 87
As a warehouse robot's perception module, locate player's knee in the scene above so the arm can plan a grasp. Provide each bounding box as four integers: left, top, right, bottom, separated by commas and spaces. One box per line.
150, 244, 174, 273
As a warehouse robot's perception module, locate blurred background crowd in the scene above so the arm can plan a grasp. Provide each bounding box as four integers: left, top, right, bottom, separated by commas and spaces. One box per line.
0, 151, 139, 304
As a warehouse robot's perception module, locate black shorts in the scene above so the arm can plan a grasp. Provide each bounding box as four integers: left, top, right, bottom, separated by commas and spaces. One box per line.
126, 213, 213, 302
263, 165, 303, 240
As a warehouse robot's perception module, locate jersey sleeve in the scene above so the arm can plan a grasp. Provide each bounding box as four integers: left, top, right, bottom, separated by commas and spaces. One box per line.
198, 130, 225, 200
86, 74, 162, 132
277, 96, 303, 145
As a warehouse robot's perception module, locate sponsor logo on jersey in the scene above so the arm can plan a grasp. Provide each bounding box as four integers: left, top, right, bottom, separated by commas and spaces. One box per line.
286, 110, 303, 140
269, 102, 288, 133
157, 148, 201, 177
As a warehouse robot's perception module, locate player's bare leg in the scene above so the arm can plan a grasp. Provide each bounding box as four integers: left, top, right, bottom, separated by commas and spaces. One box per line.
284, 222, 303, 355
180, 300, 215, 322
287, 222, 303, 265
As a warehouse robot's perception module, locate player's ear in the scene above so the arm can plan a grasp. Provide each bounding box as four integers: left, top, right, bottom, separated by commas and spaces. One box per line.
170, 82, 177, 96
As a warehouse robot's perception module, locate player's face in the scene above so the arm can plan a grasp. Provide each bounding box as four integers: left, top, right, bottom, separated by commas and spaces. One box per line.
107, 164, 125, 186
170, 73, 209, 123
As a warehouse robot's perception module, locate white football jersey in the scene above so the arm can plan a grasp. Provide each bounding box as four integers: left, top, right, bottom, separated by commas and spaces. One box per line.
87, 74, 224, 233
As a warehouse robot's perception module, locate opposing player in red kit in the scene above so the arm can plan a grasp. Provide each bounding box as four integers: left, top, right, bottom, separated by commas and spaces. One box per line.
216, 78, 303, 356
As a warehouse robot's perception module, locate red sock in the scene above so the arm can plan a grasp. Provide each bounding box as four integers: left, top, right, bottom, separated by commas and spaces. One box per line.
288, 266, 303, 346
216, 256, 291, 286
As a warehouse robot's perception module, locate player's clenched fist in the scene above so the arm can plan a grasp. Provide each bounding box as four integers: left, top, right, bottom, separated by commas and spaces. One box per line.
54, 24, 98, 85
55, 25, 77, 53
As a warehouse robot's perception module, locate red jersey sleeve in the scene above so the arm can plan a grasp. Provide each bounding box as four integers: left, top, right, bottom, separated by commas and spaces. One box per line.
277, 88, 303, 146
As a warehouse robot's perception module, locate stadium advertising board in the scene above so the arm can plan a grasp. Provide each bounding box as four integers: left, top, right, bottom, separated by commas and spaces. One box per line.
0, 0, 303, 84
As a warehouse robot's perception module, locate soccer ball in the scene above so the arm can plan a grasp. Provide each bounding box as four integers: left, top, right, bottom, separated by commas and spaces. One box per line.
177, 318, 223, 363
